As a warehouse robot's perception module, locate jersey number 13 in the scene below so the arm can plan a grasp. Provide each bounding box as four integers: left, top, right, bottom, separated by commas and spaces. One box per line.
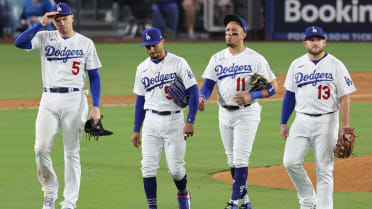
318, 85, 330, 100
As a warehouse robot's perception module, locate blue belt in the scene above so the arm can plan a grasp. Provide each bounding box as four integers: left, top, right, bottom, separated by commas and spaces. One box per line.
44, 87, 80, 93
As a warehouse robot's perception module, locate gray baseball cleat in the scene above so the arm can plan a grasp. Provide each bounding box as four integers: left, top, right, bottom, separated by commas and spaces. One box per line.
225, 202, 238, 209
42, 198, 55, 209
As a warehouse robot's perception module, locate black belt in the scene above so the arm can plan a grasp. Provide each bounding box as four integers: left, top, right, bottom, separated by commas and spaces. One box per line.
222, 103, 252, 111
302, 111, 335, 117
44, 87, 80, 93
147, 109, 181, 116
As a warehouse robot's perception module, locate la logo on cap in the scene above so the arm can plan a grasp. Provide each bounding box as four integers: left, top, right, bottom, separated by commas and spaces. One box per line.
57, 5, 62, 12
312, 27, 317, 33
146, 33, 151, 40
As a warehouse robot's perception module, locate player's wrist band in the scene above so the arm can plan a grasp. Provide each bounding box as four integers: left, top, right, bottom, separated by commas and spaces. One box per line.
250, 91, 263, 100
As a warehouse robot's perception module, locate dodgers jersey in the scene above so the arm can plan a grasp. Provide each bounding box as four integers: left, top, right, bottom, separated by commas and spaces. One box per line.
202, 47, 276, 106
30, 31, 102, 89
284, 53, 356, 114
133, 52, 197, 111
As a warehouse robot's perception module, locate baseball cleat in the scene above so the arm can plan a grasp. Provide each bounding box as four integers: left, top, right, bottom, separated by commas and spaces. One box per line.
42, 197, 55, 209
225, 202, 238, 209
239, 202, 252, 209
177, 190, 191, 209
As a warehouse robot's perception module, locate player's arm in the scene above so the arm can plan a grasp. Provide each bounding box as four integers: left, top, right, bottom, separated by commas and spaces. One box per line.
132, 95, 146, 148
280, 90, 296, 140
14, 12, 59, 49
87, 69, 101, 124
184, 84, 199, 139
198, 78, 216, 111
340, 94, 351, 129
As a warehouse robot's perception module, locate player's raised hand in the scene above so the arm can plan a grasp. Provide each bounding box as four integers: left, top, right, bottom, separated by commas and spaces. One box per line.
183, 122, 194, 140
198, 97, 206, 111
88, 106, 101, 124
131, 132, 141, 148
234, 92, 252, 105
40, 12, 59, 26
280, 124, 289, 140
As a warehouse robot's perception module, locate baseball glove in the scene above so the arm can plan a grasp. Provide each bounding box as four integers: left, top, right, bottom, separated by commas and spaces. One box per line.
84, 115, 113, 141
249, 73, 268, 92
168, 78, 189, 108
333, 128, 356, 158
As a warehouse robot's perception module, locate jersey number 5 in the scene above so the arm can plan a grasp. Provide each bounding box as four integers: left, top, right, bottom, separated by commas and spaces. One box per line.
72, 61, 80, 75
318, 85, 330, 99
164, 86, 172, 100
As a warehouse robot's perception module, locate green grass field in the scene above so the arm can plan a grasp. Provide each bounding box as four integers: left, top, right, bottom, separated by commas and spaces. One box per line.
0, 102, 371, 209
0, 42, 371, 99
0, 42, 371, 209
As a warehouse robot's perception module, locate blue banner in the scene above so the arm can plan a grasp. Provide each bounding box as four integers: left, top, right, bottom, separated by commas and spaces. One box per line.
266, 0, 372, 40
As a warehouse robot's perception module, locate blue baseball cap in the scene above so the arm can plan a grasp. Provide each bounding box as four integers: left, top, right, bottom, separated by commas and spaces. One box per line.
304, 26, 325, 40
54, 3, 72, 15
224, 14, 248, 33
141, 28, 163, 47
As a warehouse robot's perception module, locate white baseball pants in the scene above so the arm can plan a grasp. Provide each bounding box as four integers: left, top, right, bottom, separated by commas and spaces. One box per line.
283, 112, 338, 209
218, 102, 261, 168
34, 91, 88, 208
141, 111, 186, 181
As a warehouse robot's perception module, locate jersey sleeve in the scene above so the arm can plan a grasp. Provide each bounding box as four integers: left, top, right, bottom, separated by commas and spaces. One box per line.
284, 61, 296, 92
178, 58, 197, 89
202, 54, 217, 81
335, 61, 356, 97
133, 65, 146, 96
30, 31, 44, 50
255, 54, 276, 82
85, 40, 102, 70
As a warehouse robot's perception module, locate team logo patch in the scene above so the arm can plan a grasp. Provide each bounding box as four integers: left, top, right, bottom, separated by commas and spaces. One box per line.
187, 69, 194, 79
57, 5, 62, 12
344, 76, 353, 86
312, 27, 317, 33
146, 33, 151, 40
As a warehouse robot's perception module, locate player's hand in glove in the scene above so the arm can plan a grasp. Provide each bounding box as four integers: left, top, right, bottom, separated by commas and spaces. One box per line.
333, 127, 356, 158
88, 106, 101, 124
249, 73, 268, 92
84, 115, 113, 141
131, 132, 141, 148
168, 78, 189, 108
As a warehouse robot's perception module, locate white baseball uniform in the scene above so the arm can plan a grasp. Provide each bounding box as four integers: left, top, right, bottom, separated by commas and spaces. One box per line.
133, 52, 197, 180
202, 47, 276, 203
29, 30, 101, 208
283, 53, 356, 209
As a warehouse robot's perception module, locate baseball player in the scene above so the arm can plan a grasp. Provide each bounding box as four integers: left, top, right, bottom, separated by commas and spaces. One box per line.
131, 28, 199, 209
280, 26, 356, 209
198, 14, 278, 209
14, 3, 102, 209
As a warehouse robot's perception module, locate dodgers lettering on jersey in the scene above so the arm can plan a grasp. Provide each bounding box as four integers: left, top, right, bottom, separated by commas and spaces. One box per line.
30, 31, 102, 89
215, 63, 252, 80
142, 72, 177, 91
284, 53, 356, 114
133, 52, 197, 111
202, 47, 276, 106
295, 70, 333, 87
45, 46, 84, 62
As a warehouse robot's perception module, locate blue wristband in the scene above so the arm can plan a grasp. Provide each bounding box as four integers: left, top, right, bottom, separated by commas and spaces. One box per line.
250, 91, 263, 100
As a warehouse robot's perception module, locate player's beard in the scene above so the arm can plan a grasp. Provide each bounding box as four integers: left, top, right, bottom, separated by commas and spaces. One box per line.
226, 43, 237, 48
308, 47, 324, 57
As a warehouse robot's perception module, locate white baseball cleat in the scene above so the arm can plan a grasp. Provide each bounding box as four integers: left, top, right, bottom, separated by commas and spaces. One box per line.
42, 197, 55, 209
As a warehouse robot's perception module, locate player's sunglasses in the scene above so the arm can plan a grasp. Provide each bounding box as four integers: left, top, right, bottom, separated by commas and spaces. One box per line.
225, 32, 240, 36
